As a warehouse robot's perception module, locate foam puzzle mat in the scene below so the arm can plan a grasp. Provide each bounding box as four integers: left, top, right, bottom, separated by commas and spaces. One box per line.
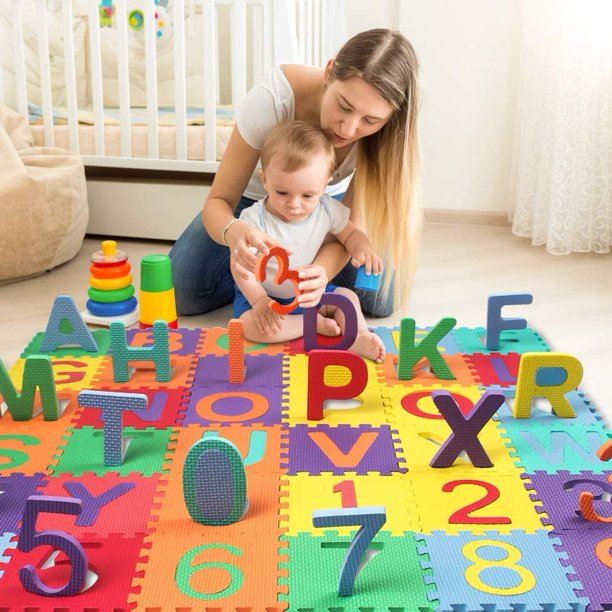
1, 321, 611, 611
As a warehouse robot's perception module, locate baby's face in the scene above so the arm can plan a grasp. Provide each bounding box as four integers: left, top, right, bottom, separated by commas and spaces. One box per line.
260, 153, 331, 223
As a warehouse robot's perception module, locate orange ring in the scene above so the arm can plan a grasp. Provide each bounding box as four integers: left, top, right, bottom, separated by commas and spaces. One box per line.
90, 261, 131, 279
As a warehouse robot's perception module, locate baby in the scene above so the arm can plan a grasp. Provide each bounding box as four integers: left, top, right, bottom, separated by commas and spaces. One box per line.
230, 120, 385, 363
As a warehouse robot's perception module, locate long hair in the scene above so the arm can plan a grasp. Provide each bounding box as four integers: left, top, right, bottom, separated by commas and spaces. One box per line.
331, 29, 422, 313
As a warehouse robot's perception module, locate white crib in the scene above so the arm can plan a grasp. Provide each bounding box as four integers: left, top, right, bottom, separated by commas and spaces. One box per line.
0, 0, 347, 173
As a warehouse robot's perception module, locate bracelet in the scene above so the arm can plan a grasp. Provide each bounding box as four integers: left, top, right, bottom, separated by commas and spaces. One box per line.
221, 218, 240, 246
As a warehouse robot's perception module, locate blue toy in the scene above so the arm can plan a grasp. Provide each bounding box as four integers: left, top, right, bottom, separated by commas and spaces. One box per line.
354, 266, 380, 292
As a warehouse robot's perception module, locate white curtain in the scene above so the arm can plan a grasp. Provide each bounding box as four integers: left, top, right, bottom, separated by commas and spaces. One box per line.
510, 0, 612, 254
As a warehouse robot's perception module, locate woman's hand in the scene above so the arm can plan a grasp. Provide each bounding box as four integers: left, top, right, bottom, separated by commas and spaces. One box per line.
296, 264, 329, 308
226, 221, 281, 279
252, 296, 284, 336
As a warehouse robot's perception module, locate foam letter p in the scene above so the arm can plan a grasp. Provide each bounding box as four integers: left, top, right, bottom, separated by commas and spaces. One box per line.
307, 350, 368, 421
513, 352, 583, 418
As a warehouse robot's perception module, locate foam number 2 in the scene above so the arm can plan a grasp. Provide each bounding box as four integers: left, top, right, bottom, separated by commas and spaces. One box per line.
443, 479, 511, 524
18, 496, 88, 597
255, 246, 301, 314
313, 506, 386, 597
463, 539, 536, 595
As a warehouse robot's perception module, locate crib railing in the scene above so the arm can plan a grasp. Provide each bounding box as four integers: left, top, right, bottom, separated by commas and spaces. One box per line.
0, 0, 346, 172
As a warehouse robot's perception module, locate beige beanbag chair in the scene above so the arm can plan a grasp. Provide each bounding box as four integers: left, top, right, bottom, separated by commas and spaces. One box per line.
0, 106, 88, 283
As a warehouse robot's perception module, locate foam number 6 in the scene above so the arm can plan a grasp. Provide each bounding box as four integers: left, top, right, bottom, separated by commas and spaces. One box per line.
255, 246, 301, 314
463, 539, 536, 595
18, 496, 88, 597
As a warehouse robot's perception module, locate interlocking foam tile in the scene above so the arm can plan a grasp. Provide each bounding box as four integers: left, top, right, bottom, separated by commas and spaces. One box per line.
371, 325, 464, 356
125, 326, 205, 356
552, 528, 612, 611
453, 326, 551, 355
73, 386, 185, 429
129, 491, 286, 610
384, 385, 519, 474
21, 329, 111, 358
522, 470, 612, 532
498, 421, 611, 474
281, 531, 434, 609
0, 473, 46, 533
283, 423, 406, 475
49, 426, 174, 477
0, 533, 146, 610
35, 472, 162, 537
378, 352, 479, 388
0, 532, 17, 579
416, 529, 589, 611
280, 473, 419, 535
190, 353, 286, 388
9, 355, 107, 393
179, 384, 285, 426
283, 353, 390, 426
465, 352, 521, 387
0, 414, 81, 476
198, 325, 286, 356
411, 470, 546, 535
92, 354, 196, 389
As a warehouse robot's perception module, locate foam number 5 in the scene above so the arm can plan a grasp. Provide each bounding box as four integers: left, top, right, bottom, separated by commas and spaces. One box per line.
463, 539, 536, 595
255, 246, 301, 314
579, 440, 612, 523
18, 496, 88, 597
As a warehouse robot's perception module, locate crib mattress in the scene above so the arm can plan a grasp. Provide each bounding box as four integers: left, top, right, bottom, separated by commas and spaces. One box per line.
28, 104, 234, 163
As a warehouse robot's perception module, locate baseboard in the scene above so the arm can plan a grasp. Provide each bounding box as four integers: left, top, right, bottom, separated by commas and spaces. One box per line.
424, 208, 510, 226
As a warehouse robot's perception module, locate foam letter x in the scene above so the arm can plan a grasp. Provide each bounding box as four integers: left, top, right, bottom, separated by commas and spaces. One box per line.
430, 389, 505, 468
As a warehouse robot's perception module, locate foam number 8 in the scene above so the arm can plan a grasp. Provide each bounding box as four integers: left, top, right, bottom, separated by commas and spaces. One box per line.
463, 539, 536, 595
175, 543, 244, 600
255, 246, 301, 314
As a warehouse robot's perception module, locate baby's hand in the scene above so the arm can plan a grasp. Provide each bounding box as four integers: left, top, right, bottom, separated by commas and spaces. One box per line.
296, 264, 329, 308
252, 296, 284, 337
351, 250, 383, 276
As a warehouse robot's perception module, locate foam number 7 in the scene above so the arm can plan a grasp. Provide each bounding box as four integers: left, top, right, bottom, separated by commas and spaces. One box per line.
18, 496, 87, 597
255, 246, 301, 314
312, 506, 386, 597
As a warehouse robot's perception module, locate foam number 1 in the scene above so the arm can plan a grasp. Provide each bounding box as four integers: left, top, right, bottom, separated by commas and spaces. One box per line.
312, 506, 386, 597
255, 246, 301, 314
18, 496, 88, 597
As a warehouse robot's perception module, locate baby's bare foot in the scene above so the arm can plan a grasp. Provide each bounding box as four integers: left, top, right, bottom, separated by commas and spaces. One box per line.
317, 315, 341, 337
350, 329, 386, 363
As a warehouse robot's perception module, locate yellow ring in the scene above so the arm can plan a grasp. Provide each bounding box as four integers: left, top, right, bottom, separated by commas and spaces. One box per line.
89, 273, 133, 291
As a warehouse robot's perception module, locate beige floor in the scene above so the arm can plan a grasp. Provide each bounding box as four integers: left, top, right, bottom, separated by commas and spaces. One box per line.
1, 223, 610, 426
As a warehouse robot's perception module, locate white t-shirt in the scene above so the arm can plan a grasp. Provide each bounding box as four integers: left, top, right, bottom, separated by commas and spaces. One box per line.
236, 66, 357, 201
239, 193, 350, 298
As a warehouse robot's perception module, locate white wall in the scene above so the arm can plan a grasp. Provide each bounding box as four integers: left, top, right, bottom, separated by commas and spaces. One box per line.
344, 0, 520, 214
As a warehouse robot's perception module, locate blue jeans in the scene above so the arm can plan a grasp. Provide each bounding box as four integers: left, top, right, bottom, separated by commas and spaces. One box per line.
169, 195, 394, 317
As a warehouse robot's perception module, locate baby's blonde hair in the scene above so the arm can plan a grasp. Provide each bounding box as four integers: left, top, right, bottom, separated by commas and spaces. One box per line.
261, 120, 336, 176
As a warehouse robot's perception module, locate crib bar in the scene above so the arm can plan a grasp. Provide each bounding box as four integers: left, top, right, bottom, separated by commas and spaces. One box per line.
203, 0, 218, 162
173, 0, 188, 161
313, 0, 320, 66
231, 0, 247, 107
144, 1, 160, 159
262, 0, 272, 74
306, 0, 313, 65
297, 1, 306, 63
36, 1, 54, 147
61, 0, 79, 154
11, 0, 27, 118
115, 0, 132, 158
88, 2, 105, 156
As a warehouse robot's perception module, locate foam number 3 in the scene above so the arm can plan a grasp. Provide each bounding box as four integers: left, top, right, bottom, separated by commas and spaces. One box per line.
18, 496, 88, 597
463, 539, 536, 595
255, 246, 301, 314
313, 506, 386, 597
579, 440, 612, 523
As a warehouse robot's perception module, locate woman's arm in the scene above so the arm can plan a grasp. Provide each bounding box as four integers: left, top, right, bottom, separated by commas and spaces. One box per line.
202, 127, 280, 272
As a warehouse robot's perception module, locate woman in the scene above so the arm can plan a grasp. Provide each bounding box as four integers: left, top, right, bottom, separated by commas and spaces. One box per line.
169, 28, 421, 318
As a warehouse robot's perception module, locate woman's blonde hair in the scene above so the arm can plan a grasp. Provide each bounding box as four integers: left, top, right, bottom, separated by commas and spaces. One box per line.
261, 120, 336, 176
331, 29, 422, 313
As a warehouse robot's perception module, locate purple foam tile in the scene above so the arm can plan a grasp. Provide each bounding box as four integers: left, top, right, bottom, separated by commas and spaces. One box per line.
553, 528, 612, 611
180, 385, 284, 426
125, 327, 203, 356
525, 471, 612, 532
0, 473, 46, 534
285, 424, 405, 475
191, 354, 285, 388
